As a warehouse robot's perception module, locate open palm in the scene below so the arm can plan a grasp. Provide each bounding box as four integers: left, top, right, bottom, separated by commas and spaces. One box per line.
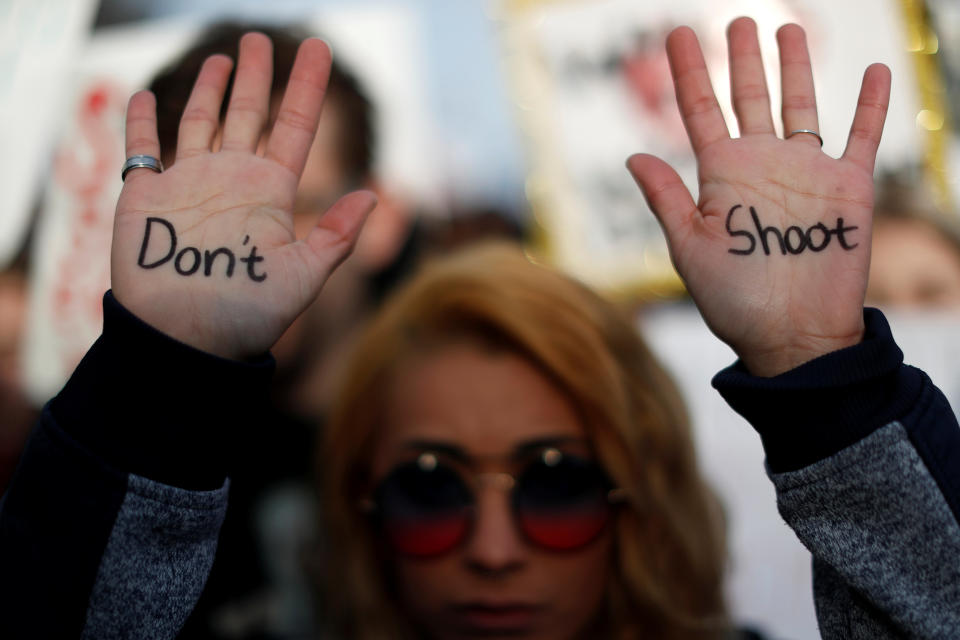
628, 19, 890, 376
112, 34, 376, 360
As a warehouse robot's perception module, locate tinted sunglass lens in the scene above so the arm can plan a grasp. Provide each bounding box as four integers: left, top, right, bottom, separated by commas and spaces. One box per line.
377, 457, 471, 556
515, 452, 611, 550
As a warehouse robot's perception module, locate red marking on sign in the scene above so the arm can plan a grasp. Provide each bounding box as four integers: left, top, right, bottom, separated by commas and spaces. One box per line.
81, 208, 99, 226
622, 47, 670, 115
86, 88, 108, 115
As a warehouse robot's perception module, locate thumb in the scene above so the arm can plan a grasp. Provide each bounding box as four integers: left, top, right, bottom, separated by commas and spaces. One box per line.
626, 153, 697, 244
284, 189, 378, 299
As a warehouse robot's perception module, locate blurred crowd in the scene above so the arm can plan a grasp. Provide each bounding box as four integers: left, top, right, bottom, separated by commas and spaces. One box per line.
3, 6, 960, 640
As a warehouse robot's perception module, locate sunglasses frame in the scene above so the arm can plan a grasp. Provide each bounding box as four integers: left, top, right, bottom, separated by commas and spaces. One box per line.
361, 448, 627, 556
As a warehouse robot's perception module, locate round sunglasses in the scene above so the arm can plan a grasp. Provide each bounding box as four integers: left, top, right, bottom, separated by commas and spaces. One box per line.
364, 448, 625, 557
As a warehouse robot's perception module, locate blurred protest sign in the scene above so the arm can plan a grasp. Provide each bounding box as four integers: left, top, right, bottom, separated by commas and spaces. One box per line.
0, 0, 99, 267
500, 0, 930, 295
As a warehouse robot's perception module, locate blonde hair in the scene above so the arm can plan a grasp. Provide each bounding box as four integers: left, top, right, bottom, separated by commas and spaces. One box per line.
323, 242, 727, 639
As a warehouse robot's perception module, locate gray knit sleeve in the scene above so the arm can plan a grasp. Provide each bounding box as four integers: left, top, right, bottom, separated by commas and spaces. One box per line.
80, 473, 229, 640
770, 422, 960, 639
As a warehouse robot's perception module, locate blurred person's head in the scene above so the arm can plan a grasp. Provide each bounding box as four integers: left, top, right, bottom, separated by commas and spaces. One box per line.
0, 271, 27, 399
867, 173, 960, 309
323, 243, 727, 639
0, 270, 32, 493
150, 21, 374, 213
0, 236, 39, 494
149, 22, 417, 280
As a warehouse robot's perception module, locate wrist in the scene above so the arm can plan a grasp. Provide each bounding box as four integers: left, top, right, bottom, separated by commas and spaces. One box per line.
51, 291, 276, 489
738, 327, 865, 377
111, 285, 261, 362
713, 309, 917, 472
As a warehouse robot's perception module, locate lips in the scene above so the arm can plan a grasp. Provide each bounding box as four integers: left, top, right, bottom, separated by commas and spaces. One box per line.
450, 602, 544, 634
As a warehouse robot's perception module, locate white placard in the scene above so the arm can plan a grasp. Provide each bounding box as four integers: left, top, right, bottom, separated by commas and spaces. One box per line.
0, 0, 99, 267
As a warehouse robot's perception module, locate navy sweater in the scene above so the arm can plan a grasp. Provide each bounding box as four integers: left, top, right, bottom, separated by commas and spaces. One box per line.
1, 294, 958, 638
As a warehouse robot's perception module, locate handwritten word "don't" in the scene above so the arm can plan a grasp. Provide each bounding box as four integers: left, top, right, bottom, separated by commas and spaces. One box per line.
725, 205, 858, 256
137, 217, 267, 282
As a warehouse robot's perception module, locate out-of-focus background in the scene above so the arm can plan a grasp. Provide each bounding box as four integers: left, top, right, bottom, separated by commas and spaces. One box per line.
3, 1, 960, 638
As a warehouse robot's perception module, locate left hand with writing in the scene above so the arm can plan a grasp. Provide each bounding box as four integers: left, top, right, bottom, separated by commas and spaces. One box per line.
112, 33, 376, 361
628, 18, 890, 376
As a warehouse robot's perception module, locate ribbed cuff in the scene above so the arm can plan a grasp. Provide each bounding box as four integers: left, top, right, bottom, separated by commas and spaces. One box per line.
50, 291, 275, 490
712, 308, 924, 473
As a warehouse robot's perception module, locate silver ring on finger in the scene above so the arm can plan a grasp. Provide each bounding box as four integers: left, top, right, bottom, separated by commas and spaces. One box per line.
786, 129, 823, 148
121, 155, 164, 181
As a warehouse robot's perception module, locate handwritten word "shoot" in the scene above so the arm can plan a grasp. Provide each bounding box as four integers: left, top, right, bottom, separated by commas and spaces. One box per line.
725, 205, 858, 256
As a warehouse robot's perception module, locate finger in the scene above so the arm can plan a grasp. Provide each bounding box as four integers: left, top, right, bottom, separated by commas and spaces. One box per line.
265, 38, 332, 177
220, 32, 273, 153
666, 26, 730, 154
777, 24, 821, 147
626, 153, 697, 243
290, 190, 378, 298
176, 54, 234, 161
727, 17, 775, 136
124, 91, 161, 183
841, 63, 891, 173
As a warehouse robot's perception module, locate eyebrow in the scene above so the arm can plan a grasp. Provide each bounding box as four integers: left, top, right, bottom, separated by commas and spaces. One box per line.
400, 436, 586, 464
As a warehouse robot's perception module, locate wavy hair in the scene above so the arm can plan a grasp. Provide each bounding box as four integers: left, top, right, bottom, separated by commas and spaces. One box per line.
323, 242, 728, 639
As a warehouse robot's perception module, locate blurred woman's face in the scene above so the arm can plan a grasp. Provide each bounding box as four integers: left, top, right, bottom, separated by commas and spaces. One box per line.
369, 342, 612, 640
868, 218, 960, 308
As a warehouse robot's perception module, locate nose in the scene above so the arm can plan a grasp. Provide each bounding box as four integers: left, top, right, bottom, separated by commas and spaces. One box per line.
463, 475, 526, 575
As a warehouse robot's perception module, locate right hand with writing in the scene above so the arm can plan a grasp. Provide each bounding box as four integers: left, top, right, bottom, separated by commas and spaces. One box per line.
628, 18, 890, 376
111, 33, 376, 361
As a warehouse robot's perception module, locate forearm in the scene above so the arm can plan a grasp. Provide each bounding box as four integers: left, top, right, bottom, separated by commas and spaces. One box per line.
714, 308, 960, 637
0, 292, 274, 638
773, 420, 960, 638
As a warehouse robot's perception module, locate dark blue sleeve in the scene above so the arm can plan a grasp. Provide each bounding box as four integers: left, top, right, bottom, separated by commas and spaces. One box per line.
0, 408, 127, 637
712, 307, 960, 526
0, 291, 274, 638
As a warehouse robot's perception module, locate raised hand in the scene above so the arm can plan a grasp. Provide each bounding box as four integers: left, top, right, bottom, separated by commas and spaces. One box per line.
112, 33, 376, 360
628, 18, 890, 376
